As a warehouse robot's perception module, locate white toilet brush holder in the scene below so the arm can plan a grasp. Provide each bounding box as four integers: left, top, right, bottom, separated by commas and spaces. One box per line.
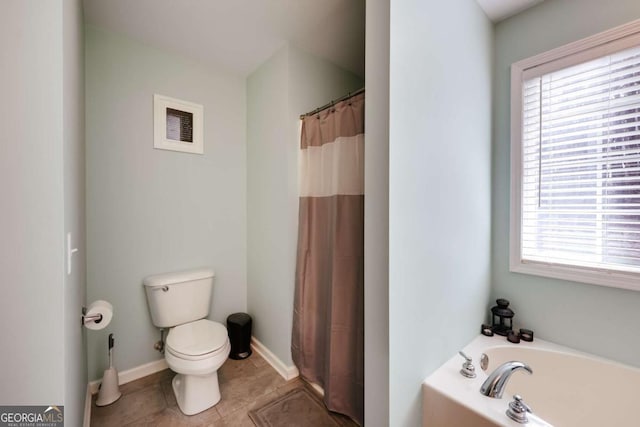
96, 333, 122, 406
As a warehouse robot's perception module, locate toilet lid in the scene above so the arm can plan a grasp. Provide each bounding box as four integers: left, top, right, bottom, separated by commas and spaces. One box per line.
166, 319, 228, 356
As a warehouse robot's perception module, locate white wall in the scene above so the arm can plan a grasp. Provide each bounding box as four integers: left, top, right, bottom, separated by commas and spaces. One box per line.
246, 44, 363, 366
85, 26, 247, 381
63, 0, 87, 424
492, 0, 640, 368
388, 0, 493, 425
364, 0, 390, 425
0, 0, 66, 406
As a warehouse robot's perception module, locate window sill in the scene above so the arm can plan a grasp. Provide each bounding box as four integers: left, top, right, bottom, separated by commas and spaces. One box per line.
509, 258, 640, 292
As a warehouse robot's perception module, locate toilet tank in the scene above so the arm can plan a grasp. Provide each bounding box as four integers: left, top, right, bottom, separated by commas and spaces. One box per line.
143, 268, 215, 328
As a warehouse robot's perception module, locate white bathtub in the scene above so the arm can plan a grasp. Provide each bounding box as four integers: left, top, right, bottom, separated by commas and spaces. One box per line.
422, 334, 640, 427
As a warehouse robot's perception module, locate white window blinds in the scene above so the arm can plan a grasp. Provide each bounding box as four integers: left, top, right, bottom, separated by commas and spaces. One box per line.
521, 45, 640, 274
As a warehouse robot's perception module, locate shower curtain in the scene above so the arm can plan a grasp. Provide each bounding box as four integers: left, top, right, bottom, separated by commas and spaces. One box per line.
292, 92, 364, 425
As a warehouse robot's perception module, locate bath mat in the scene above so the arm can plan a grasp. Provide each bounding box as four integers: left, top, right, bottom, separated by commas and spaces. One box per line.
248, 387, 355, 427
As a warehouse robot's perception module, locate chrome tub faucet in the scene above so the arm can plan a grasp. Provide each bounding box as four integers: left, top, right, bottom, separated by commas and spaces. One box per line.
480, 361, 533, 398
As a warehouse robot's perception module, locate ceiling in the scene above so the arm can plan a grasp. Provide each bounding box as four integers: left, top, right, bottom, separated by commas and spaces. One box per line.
476, 0, 544, 22
84, 0, 543, 78
84, 0, 365, 78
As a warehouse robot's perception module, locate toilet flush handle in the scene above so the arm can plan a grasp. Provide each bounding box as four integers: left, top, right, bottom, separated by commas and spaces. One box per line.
153, 286, 169, 292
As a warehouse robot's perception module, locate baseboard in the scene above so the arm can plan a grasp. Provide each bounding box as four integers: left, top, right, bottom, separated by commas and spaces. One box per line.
83, 384, 91, 427
87, 339, 297, 396
88, 358, 168, 395
307, 381, 325, 397
250, 336, 299, 381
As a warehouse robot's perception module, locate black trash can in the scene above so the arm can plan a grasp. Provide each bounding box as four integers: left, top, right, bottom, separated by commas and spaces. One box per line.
227, 312, 252, 360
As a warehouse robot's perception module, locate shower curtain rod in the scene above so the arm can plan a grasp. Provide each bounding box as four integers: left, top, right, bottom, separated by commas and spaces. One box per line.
299, 87, 365, 119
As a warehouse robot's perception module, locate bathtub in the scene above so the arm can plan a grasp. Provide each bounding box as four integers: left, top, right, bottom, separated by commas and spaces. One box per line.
422, 334, 640, 427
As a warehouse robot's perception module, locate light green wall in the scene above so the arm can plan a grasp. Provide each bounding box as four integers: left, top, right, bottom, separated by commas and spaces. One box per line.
2, 2, 85, 421
492, 0, 640, 368
246, 47, 292, 364
1, 0, 66, 406
246, 44, 363, 366
389, 0, 493, 425
86, 26, 247, 381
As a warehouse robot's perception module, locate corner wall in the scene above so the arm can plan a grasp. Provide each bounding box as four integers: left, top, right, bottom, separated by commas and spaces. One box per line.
63, 0, 88, 423
85, 26, 247, 381
388, 0, 493, 425
364, 0, 390, 424
246, 47, 292, 364
246, 44, 363, 366
492, 0, 640, 368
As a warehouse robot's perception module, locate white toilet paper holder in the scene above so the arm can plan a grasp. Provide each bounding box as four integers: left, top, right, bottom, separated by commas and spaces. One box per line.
82, 306, 103, 326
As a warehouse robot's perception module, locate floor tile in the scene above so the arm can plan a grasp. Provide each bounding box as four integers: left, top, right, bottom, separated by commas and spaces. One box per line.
126, 407, 194, 427
275, 378, 307, 397
91, 383, 166, 426
217, 357, 260, 384
118, 368, 173, 396
215, 362, 286, 418
248, 354, 268, 369
217, 389, 280, 427
130, 405, 221, 427
160, 375, 177, 408
90, 352, 355, 426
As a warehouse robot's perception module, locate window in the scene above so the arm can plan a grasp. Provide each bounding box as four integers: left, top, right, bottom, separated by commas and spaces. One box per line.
511, 20, 640, 291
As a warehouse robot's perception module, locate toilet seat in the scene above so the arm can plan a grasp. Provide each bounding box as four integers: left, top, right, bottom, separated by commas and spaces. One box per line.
166, 319, 229, 360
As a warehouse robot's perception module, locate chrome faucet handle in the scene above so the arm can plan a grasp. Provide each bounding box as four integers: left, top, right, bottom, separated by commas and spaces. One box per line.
506, 394, 532, 424
458, 351, 472, 363
458, 351, 476, 378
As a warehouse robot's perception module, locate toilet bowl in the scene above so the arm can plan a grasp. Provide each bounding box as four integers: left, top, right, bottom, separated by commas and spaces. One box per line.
143, 268, 229, 416
164, 319, 231, 415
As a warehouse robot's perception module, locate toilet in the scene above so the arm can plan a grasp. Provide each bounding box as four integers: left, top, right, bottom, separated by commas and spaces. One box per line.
143, 268, 230, 415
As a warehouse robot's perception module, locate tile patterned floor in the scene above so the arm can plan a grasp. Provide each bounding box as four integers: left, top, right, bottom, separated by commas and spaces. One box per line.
90, 353, 334, 426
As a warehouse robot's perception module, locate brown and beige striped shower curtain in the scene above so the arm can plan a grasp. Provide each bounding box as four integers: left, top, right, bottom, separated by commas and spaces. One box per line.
291, 92, 364, 425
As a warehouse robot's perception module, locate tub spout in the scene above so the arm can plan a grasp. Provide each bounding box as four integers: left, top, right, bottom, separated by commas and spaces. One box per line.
480, 361, 532, 398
